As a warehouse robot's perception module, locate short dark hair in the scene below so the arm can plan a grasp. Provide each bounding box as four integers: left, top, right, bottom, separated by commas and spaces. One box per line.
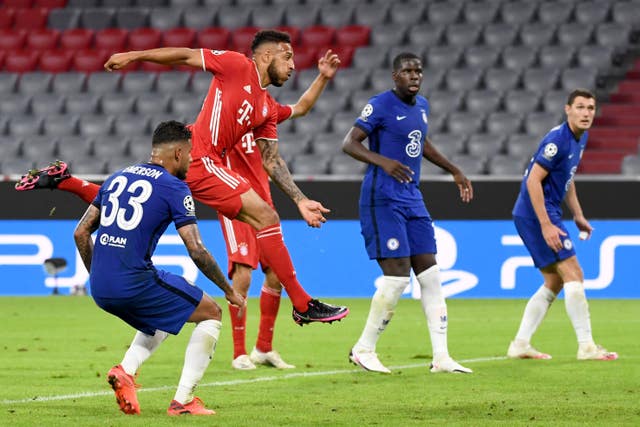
392, 52, 421, 71
251, 29, 291, 53
152, 121, 191, 146
567, 88, 596, 106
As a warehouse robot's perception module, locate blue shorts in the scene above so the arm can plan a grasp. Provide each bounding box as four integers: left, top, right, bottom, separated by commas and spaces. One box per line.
360, 203, 436, 259
92, 270, 203, 336
514, 215, 576, 269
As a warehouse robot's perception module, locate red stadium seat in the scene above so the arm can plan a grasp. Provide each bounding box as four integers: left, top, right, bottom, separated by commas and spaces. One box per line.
14, 8, 49, 30
95, 28, 128, 52
197, 27, 230, 50
230, 26, 260, 53
317, 45, 354, 68
34, 0, 67, 9
128, 27, 162, 50
335, 25, 370, 48
73, 49, 108, 73
60, 28, 94, 50
4, 49, 40, 72
3, 0, 33, 7
0, 29, 26, 50
276, 26, 300, 46
300, 25, 335, 47
38, 49, 73, 72
162, 27, 196, 48
26, 28, 60, 50
0, 9, 15, 29
292, 45, 317, 70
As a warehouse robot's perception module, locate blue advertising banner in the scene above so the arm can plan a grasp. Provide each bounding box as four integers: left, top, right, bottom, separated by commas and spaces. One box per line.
0, 220, 638, 298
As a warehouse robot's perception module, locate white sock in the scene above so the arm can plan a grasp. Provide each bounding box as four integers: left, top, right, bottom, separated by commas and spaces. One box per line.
514, 285, 556, 344
563, 281, 594, 345
173, 319, 222, 404
121, 330, 168, 376
416, 266, 449, 360
355, 276, 409, 352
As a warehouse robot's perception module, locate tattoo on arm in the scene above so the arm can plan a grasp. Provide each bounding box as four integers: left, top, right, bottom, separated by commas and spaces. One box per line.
190, 246, 229, 290
75, 206, 100, 272
178, 224, 231, 292
258, 139, 306, 204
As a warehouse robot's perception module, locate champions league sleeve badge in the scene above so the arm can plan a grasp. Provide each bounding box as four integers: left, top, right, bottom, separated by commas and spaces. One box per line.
360, 103, 373, 121
542, 142, 558, 160
183, 195, 195, 216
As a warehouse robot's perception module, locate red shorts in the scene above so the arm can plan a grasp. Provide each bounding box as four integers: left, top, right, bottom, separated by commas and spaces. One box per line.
218, 213, 270, 278
186, 156, 252, 219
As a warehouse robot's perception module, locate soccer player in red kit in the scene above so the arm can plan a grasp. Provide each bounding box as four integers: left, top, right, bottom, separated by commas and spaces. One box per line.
16, 47, 344, 363
107, 30, 349, 325
222, 55, 340, 370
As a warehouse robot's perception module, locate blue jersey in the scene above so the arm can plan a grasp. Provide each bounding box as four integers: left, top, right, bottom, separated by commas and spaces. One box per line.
513, 122, 587, 219
354, 90, 430, 207
90, 163, 197, 298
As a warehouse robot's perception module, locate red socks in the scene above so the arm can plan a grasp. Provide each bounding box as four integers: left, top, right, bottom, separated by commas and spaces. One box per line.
58, 177, 100, 204
228, 303, 247, 359
256, 224, 311, 312
256, 286, 281, 353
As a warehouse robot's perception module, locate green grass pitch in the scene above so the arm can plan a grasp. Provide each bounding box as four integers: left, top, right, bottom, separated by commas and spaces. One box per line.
1, 297, 638, 426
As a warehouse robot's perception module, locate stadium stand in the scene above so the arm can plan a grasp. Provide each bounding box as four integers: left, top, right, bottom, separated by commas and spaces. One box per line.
1, 0, 639, 177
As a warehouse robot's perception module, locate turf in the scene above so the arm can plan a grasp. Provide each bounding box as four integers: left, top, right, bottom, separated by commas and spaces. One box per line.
1, 297, 638, 426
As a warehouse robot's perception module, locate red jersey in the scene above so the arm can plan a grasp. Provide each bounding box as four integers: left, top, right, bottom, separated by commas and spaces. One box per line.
191, 49, 278, 161
224, 96, 293, 204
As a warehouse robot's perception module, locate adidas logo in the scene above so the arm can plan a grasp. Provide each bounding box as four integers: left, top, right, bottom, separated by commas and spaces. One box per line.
243, 85, 251, 93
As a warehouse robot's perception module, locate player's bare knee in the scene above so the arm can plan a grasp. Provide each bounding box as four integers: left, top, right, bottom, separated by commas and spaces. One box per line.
191, 295, 222, 322
256, 206, 279, 228
205, 300, 222, 320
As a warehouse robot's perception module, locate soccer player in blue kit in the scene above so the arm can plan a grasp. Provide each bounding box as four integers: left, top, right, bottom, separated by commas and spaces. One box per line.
74, 121, 245, 416
342, 52, 474, 374
507, 89, 618, 361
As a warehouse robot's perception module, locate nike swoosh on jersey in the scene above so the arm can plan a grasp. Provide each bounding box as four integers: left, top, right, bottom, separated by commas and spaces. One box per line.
396, 115, 406, 120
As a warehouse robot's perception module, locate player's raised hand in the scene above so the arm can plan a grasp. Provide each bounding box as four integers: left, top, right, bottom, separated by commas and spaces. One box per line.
298, 199, 330, 228
453, 172, 473, 203
104, 52, 137, 72
317, 49, 341, 79
381, 158, 414, 183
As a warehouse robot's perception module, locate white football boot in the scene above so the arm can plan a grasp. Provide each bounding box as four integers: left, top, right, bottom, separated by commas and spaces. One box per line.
231, 354, 257, 370
250, 348, 295, 369
349, 347, 391, 374
507, 340, 552, 360
429, 355, 473, 373
577, 343, 618, 361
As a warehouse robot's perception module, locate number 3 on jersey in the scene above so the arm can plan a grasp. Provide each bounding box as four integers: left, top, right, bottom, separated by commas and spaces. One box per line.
101, 176, 153, 231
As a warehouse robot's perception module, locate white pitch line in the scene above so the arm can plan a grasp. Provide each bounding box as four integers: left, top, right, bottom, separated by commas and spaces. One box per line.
1, 356, 506, 405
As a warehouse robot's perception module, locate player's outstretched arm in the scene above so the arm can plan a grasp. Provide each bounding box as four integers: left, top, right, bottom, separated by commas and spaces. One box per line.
423, 136, 473, 202
73, 205, 100, 272
290, 50, 340, 118
105, 47, 203, 72
343, 126, 414, 183
177, 223, 245, 307
256, 138, 330, 228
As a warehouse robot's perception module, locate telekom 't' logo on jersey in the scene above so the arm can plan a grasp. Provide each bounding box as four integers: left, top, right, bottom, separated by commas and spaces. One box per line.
237, 100, 253, 127
241, 132, 256, 154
